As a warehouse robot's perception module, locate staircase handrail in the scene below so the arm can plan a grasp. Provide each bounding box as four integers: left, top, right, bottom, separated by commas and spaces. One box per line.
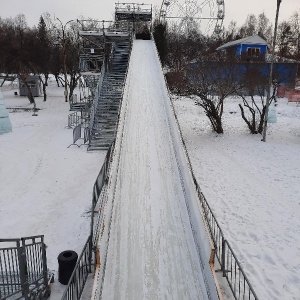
152, 35, 259, 300
88, 63, 106, 141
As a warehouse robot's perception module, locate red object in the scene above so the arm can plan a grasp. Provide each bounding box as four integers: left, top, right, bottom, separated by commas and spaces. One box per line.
288, 90, 300, 102
277, 86, 285, 97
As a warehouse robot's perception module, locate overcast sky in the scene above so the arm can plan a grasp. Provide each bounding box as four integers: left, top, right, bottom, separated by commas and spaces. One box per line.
1, 0, 299, 29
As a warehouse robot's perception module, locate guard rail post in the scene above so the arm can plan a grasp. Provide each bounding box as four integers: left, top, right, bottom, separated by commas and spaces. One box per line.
221, 237, 226, 277
18, 240, 29, 299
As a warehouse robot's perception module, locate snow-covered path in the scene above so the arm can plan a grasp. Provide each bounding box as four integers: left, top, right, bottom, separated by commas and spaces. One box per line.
97, 40, 218, 300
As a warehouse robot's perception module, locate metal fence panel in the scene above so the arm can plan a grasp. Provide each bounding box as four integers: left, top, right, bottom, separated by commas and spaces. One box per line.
198, 191, 224, 264
0, 241, 22, 299
223, 241, 259, 300
197, 191, 259, 300
68, 112, 80, 128
61, 236, 92, 300
0, 236, 49, 300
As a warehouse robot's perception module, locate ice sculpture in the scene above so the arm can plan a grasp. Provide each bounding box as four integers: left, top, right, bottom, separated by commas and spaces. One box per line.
0, 90, 12, 134
268, 100, 277, 123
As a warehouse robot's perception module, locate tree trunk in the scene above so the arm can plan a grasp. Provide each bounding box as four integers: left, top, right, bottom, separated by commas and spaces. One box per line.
55, 74, 60, 87
239, 103, 258, 134
0, 74, 8, 87
258, 106, 266, 134
42, 82, 47, 101
207, 111, 223, 134
39, 74, 49, 102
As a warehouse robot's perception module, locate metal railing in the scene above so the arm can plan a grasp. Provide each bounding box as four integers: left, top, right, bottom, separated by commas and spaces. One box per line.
90, 142, 114, 244
88, 63, 106, 142
89, 37, 132, 242
0, 238, 23, 299
196, 188, 224, 264
153, 37, 259, 300
223, 240, 259, 300
197, 190, 259, 300
0, 236, 49, 300
61, 236, 92, 300
68, 112, 81, 128
61, 36, 129, 300
61, 141, 115, 300
78, 19, 133, 35
115, 3, 152, 14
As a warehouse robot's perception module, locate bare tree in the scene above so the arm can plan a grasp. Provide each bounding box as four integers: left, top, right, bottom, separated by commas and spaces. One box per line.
238, 14, 257, 37
257, 12, 273, 43
185, 57, 242, 133
64, 23, 81, 102
153, 20, 168, 66
236, 64, 269, 134
1, 15, 38, 110
277, 21, 293, 58
289, 10, 300, 61
33, 16, 52, 101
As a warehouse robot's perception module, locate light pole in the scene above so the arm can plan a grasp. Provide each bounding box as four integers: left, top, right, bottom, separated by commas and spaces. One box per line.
56, 18, 74, 102
262, 0, 282, 142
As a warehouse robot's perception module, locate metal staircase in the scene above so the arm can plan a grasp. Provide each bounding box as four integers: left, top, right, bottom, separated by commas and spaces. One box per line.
83, 74, 101, 99
75, 4, 152, 151
88, 41, 131, 150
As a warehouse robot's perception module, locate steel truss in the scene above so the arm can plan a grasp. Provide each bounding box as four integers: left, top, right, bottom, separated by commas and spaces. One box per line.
159, 0, 225, 35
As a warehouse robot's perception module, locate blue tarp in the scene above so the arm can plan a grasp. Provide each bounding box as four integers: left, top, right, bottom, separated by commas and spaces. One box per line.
188, 61, 298, 88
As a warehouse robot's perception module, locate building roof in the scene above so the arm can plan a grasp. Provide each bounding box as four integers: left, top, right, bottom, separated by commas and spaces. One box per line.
216, 34, 268, 51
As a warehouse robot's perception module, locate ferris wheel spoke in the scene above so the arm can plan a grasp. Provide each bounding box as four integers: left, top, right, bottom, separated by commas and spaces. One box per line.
160, 0, 225, 35
173, 0, 190, 19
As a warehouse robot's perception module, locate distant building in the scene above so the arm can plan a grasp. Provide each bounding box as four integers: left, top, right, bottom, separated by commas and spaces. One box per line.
216, 35, 298, 88
187, 35, 298, 92
216, 34, 268, 62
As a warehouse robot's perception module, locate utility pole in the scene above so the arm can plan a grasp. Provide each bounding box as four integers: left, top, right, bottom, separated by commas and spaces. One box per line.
262, 0, 282, 142
56, 18, 74, 102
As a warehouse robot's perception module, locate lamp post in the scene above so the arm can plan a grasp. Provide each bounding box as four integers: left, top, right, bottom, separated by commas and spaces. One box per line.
262, 0, 282, 142
56, 18, 74, 102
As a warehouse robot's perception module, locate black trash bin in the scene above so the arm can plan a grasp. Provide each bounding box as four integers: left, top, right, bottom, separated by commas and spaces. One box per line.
57, 250, 78, 285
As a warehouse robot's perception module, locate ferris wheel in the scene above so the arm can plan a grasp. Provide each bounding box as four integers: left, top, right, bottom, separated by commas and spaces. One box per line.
159, 0, 225, 35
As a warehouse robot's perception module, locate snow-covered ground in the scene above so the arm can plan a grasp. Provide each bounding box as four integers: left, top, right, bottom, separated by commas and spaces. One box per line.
0, 79, 105, 285
1, 52, 300, 300
173, 95, 300, 300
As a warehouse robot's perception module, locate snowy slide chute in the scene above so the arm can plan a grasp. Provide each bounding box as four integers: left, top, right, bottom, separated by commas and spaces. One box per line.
93, 40, 219, 300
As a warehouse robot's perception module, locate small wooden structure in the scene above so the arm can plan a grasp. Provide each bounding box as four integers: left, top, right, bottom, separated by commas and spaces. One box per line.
211, 35, 299, 88
18, 75, 42, 97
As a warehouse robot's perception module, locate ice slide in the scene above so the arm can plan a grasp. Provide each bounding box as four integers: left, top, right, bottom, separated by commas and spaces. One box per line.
93, 40, 219, 300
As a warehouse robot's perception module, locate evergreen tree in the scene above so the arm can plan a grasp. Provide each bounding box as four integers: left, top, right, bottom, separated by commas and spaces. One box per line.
153, 20, 167, 66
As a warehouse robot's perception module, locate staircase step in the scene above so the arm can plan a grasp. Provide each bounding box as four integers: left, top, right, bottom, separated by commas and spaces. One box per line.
88, 39, 131, 150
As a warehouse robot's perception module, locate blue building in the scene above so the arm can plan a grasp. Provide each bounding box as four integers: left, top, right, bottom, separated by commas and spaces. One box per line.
184, 35, 298, 89
216, 34, 268, 62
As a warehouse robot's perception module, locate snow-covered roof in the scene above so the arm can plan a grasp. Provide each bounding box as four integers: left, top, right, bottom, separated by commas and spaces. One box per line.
216, 34, 268, 51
